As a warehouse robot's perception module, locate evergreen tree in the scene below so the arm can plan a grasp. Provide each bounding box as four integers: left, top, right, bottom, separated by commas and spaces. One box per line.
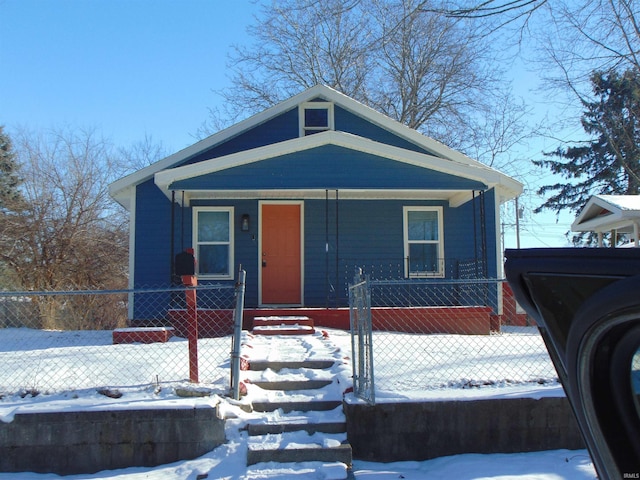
535, 68, 640, 216
0, 126, 22, 208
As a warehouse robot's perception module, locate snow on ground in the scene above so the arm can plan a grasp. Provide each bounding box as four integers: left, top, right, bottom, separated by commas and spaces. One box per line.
0, 327, 596, 479
369, 326, 559, 394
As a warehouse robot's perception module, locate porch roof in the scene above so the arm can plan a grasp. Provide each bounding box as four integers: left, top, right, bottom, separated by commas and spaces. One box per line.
155, 131, 522, 208
572, 194, 640, 246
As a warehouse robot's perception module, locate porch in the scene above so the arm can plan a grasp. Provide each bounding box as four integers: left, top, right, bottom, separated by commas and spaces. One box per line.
161, 273, 524, 338
167, 306, 495, 337
166, 282, 526, 338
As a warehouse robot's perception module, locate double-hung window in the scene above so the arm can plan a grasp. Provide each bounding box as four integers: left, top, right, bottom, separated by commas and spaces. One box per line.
403, 206, 444, 278
299, 102, 334, 136
193, 207, 234, 279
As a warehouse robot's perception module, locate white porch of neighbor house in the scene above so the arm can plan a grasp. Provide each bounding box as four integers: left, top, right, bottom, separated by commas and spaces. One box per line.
572, 194, 640, 247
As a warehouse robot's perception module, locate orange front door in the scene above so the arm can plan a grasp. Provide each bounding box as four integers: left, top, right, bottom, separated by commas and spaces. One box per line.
261, 204, 302, 305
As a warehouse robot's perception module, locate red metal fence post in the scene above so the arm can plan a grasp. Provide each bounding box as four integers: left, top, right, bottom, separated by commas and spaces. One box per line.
181, 274, 198, 383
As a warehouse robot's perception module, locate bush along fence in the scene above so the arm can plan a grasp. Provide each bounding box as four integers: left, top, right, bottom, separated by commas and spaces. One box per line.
348, 269, 558, 403
0, 274, 246, 398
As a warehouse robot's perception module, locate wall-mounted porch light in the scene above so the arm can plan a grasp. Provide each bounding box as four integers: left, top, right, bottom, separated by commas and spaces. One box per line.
241, 214, 250, 232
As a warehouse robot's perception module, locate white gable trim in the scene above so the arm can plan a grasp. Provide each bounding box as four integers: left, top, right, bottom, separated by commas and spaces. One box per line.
572, 194, 640, 234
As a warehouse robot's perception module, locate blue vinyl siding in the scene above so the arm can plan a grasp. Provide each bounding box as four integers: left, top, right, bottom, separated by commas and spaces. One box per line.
134, 179, 173, 288
132, 180, 173, 319
170, 145, 486, 191
334, 106, 431, 154
177, 108, 300, 167
170, 105, 439, 169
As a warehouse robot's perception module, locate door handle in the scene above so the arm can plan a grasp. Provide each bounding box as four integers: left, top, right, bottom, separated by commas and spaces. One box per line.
262, 261, 267, 267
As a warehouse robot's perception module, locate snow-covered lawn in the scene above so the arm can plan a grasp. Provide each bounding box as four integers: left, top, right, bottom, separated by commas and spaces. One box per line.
0, 327, 595, 479
0, 448, 597, 480
367, 326, 558, 395
0, 325, 558, 399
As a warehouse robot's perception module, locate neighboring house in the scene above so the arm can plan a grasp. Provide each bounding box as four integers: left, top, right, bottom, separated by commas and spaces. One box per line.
109, 85, 522, 323
572, 194, 640, 247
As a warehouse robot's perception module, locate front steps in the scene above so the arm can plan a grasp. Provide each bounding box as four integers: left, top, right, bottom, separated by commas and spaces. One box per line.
252, 316, 315, 336
240, 322, 353, 479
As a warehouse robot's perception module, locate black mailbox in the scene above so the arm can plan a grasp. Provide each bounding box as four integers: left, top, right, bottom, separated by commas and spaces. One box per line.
174, 248, 195, 276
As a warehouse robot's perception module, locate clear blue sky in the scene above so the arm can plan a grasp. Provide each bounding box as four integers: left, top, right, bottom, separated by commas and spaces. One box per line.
1, 0, 257, 151
1, 0, 574, 248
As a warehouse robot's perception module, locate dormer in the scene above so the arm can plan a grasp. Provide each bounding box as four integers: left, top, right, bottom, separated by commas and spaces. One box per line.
299, 101, 334, 136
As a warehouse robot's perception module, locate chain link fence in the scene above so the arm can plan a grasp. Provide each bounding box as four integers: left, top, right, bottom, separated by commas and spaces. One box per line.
349, 271, 558, 401
0, 283, 240, 397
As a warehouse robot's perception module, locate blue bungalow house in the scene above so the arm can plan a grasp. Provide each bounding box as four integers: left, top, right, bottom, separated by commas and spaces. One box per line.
109, 85, 522, 330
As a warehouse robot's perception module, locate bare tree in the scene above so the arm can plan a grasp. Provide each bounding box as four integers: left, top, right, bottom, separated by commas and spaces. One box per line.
370, 0, 499, 144
509, 0, 637, 125
215, 0, 373, 124
0, 127, 129, 329
116, 134, 169, 175
420, 0, 548, 34
464, 88, 532, 170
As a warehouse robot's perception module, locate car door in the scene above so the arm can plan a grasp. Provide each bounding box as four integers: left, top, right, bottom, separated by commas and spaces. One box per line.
505, 248, 640, 479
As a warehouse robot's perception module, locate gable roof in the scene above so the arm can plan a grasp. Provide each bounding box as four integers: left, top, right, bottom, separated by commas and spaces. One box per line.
572, 194, 640, 233
109, 84, 522, 209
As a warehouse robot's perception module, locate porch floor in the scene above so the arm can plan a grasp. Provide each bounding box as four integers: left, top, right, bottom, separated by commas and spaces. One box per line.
165, 306, 495, 337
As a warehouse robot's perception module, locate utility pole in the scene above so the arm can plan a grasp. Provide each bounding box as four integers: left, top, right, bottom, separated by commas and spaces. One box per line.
515, 197, 521, 249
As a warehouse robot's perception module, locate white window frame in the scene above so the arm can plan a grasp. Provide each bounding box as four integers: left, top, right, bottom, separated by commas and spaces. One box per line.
403, 206, 445, 278
192, 206, 234, 280
298, 102, 334, 137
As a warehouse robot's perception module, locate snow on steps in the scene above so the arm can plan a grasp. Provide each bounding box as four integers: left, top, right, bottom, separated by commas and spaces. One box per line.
244, 461, 350, 479
252, 316, 315, 336
247, 431, 351, 465
241, 332, 353, 478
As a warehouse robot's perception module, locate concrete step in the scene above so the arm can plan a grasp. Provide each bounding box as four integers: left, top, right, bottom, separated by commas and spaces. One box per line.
246, 431, 352, 466
247, 421, 347, 436
252, 316, 315, 336
251, 400, 343, 413
253, 316, 314, 327
250, 379, 333, 391
245, 461, 351, 479
247, 359, 336, 371
252, 326, 315, 335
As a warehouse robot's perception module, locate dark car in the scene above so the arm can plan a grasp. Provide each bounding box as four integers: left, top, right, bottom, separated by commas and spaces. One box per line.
504, 248, 640, 480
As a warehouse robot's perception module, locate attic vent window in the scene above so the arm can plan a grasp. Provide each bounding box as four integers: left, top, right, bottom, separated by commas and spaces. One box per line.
299, 102, 334, 136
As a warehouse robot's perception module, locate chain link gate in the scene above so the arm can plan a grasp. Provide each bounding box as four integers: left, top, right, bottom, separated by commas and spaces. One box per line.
348, 268, 375, 404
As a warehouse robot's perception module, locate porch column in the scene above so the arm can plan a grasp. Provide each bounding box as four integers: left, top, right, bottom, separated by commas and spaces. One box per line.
634, 222, 639, 247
